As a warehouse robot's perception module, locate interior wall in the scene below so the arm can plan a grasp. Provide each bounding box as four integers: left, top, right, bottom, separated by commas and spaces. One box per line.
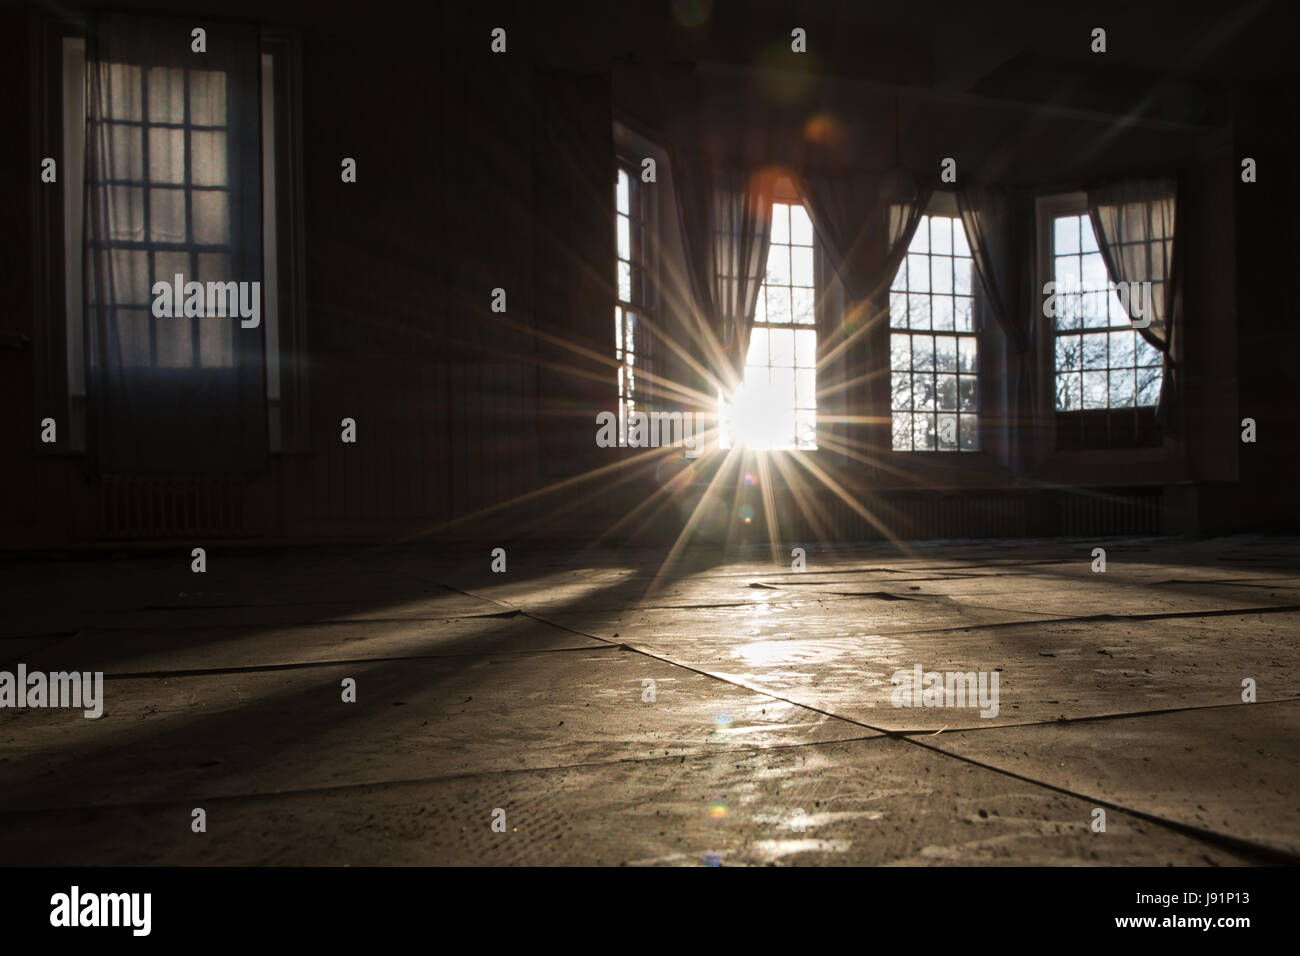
0, 0, 1285, 549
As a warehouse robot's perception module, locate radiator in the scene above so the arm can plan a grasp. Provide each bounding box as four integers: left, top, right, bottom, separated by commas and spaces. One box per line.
95, 478, 249, 539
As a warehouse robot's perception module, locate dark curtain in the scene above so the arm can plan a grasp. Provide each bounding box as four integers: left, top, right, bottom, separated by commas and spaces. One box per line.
1087, 177, 1179, 429
801, 169, 930, 306
957, 186, 1034, 468
674, 162, 775, 394
800, 169, 930, 456
85, 12, 265, 475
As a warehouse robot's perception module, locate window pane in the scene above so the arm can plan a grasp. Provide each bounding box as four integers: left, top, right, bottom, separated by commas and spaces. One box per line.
189, 69, 227, 126
932, 295, 953, 331
1055, 334, 1081, 372
147, 67, 185, 123
792, 286, 814, 325
1081, 252, 1108, 293
1054, 215, 1079, 255
766, 286, 790, 323
148, 127, 186, 184
769, 328, 794, 366
1082, 370, 1107, 409
892, 412, 912, 450
952, 221, 970, 257
953, 295, 972, 332
912, 335, 934, 371
937, 412, 958, 450
1056, 372, 1081, 411
791, 246, 813, 287
958, 376, 977, 411
1136, 335, 1162, 367
931, 254, 952, 294
616, 169, 629, 215
1080, 215, 1099, 252
930, 216, 952, 254
935, 335, 957, 372
769, 203, 789, 243
913, 413, 935, 450
891, 333, 910, 372
1108, 367, 1135, 408
148, 188, 185, 243
1081, 332, 1108, 370
192, 189, 229, 244
790, 204, 813, 245
891, 256, 907, 292
892, 371, 911, 411
794, 328, 816, 368
796, 368, 816, 407
909, 220, 929, 253
954, 256, 972, 296
765, 244, 790, 285
907, 253, 929, 292
913, 373, 934, 410
1137, 365, 1162, 405
617, 213, 630, 260
908, 294, 931, 330
890, 291, 907, 328
958, 337, 977, 373
618, 261, 631, 301
936, 375, 958, 411
1109, 330, 1135, 367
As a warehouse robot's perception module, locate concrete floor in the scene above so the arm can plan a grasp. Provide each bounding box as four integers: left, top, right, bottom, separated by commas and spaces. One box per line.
2, 534, 1298, 865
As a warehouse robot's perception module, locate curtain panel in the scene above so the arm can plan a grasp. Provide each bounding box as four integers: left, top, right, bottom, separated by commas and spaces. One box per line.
672, 159, 776, 395
85, 11, 265, 475
1087, 177, 1180, 429
957, 186, 1035, 467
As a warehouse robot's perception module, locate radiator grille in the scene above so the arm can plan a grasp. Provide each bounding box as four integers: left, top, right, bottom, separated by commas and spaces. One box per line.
95, 478, 248, 539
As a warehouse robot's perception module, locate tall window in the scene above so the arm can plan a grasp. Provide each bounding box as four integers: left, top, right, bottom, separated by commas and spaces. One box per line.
726, 200, 817, 450
1051, 213, 1163, 412
60, 35, 289, 448
889, 213, 979, 451
614, 164, 651, 445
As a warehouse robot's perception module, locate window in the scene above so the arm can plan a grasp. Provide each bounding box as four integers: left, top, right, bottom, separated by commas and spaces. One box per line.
614, 163, 652, 446
724, 199, 817, 450
889, 212, 979, 451
51, 28, 300, 452
1050, 212, 1163, 412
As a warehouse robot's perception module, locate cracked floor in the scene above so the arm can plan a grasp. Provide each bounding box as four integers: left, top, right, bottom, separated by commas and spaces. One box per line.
2, 534, 1298, 865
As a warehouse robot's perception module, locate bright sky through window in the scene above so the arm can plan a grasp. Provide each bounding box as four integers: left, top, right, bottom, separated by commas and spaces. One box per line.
889, 214, 979, 451
720, 201, 817, 451
1051, 213, 1163, 411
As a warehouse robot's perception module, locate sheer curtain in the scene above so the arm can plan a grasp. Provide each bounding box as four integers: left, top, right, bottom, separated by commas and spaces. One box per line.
1087, 178, 1179, 427
957, 186, 1033, 466
674, 163, 775, 394
85, 11, 265, 475
801, 169, 930, 455
801, 169, 930, 306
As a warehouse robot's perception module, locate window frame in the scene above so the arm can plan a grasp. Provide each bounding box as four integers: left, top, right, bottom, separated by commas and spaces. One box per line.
613, 155, 657, 446
1035, 191, 1163, 451
734, 186, 819, 452
30, 15, 309, 455
886, 192, 983, 455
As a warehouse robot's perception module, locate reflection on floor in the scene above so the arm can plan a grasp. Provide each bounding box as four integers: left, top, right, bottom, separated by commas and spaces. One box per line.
2, 534, 1298, 865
